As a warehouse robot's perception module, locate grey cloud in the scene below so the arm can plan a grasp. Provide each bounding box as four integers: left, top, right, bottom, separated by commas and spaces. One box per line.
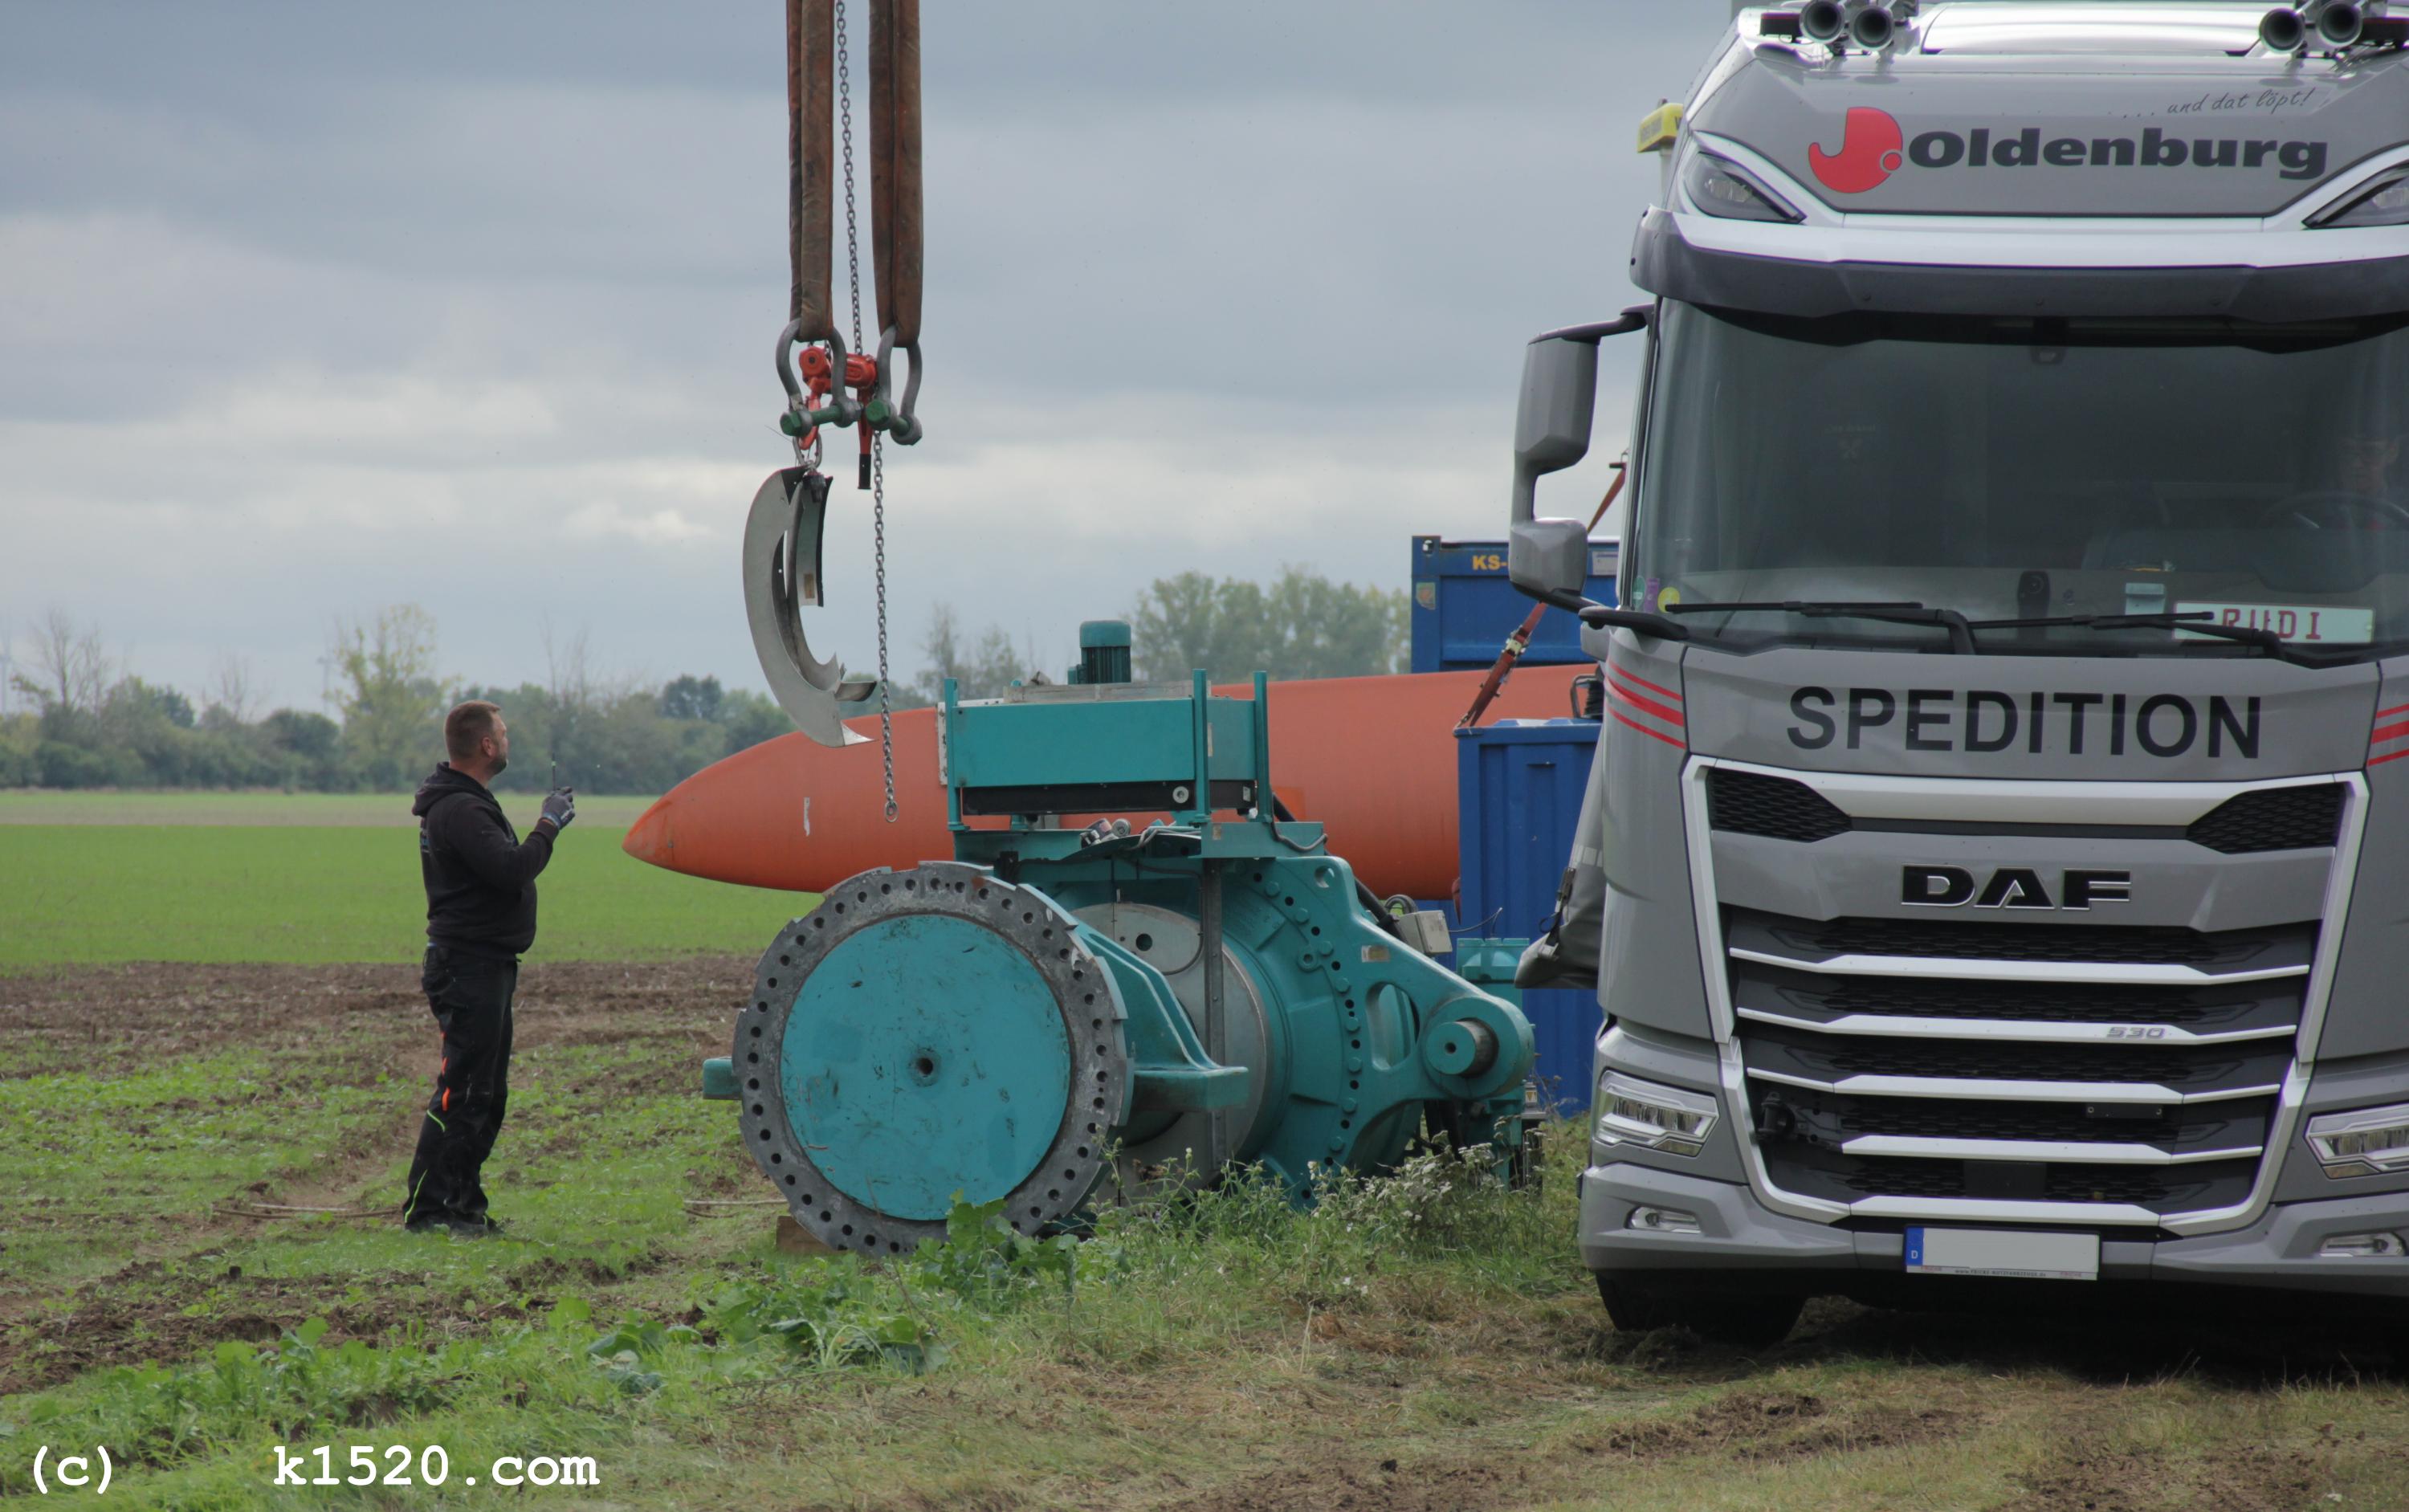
2, 2, 1719, 711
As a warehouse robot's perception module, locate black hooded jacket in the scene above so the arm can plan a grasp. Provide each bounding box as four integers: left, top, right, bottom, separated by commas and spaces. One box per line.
412, 763, 556, 959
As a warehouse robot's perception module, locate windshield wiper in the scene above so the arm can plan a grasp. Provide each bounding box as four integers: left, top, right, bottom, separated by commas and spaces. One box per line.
1661, 600, 1976, 654
1609, 601, 2319, 661
1967, 612, 2290, 655
1578, 605, 1690, 640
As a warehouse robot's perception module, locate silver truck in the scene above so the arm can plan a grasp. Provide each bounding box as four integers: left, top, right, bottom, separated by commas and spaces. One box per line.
1510, 0, 2409, 1347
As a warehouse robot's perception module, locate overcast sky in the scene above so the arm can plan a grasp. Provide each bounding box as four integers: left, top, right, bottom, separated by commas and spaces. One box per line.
0, 2, 1724, 712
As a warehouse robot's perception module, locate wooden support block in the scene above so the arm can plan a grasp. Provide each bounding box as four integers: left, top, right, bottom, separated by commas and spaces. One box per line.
776, 1214, 838, 1257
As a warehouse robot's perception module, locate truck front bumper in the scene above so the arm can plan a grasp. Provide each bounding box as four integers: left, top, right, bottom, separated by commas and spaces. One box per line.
1580, 1161, 2409, 1306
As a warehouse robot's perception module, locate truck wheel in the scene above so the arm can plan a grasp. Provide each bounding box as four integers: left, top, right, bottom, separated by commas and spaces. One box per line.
1596, 1274, 1804, 1349
2384, 1325, 2409, 1379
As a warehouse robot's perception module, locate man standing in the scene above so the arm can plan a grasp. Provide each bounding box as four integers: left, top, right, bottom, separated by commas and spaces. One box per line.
404, 699, 576, 1237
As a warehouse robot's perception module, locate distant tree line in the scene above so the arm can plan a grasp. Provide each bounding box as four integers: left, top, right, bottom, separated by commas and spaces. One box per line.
0, 606, 799, 796
915, 564, 1407, 702
0, 567, 1404, 792
1124, 566, 1407, 684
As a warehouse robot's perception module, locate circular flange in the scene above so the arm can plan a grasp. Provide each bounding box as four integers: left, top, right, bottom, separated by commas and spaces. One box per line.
733, 862, 1131, 1254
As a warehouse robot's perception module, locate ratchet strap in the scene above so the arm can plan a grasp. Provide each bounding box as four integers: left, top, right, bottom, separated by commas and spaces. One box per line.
789, 0, 836, 344
868, 0, 922, 350
1457, 460, 1626, 729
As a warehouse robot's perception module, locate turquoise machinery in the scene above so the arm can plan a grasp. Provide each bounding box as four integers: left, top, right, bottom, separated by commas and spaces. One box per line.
702, 623, 1537, 1254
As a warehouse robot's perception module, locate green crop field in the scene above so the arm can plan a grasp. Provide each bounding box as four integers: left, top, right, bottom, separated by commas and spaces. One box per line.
0, 789, 664, 829
2, 801, 2405, 1510
0, 809, 809, 970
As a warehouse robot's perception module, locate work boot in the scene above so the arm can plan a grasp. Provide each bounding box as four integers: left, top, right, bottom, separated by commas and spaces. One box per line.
406, 1212, 495, 1239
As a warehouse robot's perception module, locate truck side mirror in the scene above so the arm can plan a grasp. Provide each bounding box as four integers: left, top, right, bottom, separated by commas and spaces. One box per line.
1508, 308, 1649, 607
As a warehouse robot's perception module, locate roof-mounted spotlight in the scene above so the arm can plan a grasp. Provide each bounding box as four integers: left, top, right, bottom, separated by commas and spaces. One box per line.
2260, 5, 2308, 48
1799, 0, 1847, 43
2317, 0, 2364, 47
1849, 2, 1899, 49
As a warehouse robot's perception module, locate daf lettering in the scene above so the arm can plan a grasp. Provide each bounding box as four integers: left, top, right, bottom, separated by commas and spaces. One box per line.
1900, 866, 2132, 911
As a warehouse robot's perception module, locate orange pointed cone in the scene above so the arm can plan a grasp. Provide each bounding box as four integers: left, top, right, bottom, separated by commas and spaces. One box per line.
623, 665, 1589, 901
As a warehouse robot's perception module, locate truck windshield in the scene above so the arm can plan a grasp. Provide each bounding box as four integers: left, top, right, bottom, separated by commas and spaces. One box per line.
1632, 301, 2409, 659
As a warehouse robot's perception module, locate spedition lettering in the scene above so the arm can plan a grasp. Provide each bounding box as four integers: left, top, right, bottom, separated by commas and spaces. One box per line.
1906, 126, 2327, 181
1786, 687, 2262, 759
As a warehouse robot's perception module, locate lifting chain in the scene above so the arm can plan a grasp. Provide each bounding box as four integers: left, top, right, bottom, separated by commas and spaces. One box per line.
836, 0, 896, 821
874, 432, 893, 821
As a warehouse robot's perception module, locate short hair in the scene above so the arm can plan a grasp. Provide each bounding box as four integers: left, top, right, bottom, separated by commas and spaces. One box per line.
445, 700, 502, 762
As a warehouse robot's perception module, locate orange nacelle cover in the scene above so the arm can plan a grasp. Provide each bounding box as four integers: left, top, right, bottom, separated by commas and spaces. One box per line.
621, 665, 1590, 901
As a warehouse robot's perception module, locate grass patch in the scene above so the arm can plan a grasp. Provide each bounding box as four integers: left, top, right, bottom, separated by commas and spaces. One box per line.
0, 826, 811, 967
2, 1145, 1606, 1509
5, 962, 2406, 1510
11, 1136, 2407, 1510
0, 1051, 390, 1290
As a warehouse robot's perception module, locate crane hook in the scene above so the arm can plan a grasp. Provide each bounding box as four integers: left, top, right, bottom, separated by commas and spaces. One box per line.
742, 466, 874, 748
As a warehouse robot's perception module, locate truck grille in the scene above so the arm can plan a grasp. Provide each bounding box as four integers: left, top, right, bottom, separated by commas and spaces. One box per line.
1707, 768, 2343, 854
2186, 785, 2345, 854
1743, 1016, 2290, 1087
1735, 912, 2309, 969
1790, 1153, 2260, 1212
1745, 971, 2297, 1030
1707, 768, 1853, 842
1726, 906, 2313, 1225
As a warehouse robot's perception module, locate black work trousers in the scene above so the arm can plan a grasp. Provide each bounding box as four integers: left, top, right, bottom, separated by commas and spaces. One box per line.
403, 943, 517, 1225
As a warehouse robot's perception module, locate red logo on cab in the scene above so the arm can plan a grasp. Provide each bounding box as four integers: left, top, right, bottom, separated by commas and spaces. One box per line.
1810, 107, 1905, 193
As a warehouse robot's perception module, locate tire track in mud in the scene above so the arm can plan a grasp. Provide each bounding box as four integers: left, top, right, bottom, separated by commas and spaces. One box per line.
1164, 1384, 1971, 1512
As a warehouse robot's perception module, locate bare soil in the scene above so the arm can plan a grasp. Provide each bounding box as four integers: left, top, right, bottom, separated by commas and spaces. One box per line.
0, 955, 754, 1070
1995, 1440, 2397, 1512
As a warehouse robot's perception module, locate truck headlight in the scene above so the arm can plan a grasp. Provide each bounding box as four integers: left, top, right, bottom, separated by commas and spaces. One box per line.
1596, 1071, 1718, 1156
2310, 166, 2409, 229
1682, 152, 1804, 224
2305, 1103, 2409, 1176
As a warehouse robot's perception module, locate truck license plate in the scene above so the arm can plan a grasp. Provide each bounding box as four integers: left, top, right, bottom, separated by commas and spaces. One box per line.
1905, 1227, 2099, 1281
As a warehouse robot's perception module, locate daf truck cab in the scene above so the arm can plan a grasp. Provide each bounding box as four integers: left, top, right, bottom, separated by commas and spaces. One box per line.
1512, 0, 2409, 1347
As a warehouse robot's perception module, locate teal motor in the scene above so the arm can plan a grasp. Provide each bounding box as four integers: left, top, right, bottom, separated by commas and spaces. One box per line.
703, 632, 1535, 1256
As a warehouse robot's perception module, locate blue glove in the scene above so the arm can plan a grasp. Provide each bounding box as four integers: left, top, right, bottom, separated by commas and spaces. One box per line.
540, 787, 577, 832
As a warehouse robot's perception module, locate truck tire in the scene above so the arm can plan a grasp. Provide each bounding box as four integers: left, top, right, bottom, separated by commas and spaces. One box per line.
1596, 1274, 1804, 1350
2385, 1325, 2409, 1379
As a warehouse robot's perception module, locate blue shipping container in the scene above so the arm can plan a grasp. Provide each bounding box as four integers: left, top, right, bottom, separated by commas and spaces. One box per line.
1410, 536, 1619, 674
1454, 718, 1604, 1112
